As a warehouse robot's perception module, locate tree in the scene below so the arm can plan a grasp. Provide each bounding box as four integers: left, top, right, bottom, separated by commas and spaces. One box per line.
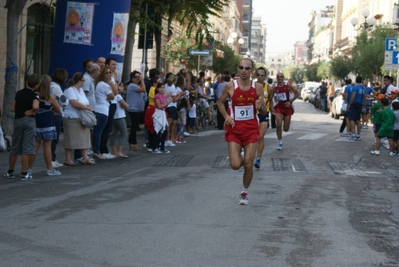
129, 0, 230, 70
317, 61, 330, 80
210, 43, 241, 75
351, 25, 397, 78
290, 67, 306, 84
2, 0, 28, 135
329, 55, 353, 81
305, 63, 320, 82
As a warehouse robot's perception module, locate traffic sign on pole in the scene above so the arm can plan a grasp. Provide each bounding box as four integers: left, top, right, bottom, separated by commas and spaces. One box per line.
393, 51, 399, 65
385, 38, 398, 51
384, 37, 399, 70
188, 50, 210, 56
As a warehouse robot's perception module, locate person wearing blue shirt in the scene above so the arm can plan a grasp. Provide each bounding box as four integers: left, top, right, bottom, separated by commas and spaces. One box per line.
340, 79, 352, 136
362, 78, 373, 129
347, 76, 366, 141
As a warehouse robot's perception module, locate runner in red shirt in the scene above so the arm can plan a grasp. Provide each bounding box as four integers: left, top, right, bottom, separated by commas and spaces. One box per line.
217, 58, 266, 205
271, 72, 299, 150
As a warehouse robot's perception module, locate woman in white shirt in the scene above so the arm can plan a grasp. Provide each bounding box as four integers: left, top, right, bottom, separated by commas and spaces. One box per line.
50, 68, 68, 168
110, 93, 129, 157
63, 72, 96, 165
92, 67, 115, 159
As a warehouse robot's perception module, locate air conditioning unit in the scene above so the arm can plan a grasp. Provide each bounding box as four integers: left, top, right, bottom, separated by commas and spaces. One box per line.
393, 4, 399, 26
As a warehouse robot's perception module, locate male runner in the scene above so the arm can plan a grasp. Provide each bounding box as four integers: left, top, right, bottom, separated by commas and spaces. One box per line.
271, 72, 299, 150
254, 67, 272, 169
217, 58, 265, 205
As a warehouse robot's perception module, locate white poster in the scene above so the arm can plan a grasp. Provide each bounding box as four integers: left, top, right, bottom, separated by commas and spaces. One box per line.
110, 13, 129, 55
64, 2, 94, 45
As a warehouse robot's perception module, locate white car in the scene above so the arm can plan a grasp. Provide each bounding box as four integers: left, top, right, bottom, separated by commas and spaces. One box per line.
300, 82, 320, 101
331, 88, 344, 119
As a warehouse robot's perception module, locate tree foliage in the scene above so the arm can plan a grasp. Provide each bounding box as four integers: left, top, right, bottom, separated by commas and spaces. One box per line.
133, 0, 230, 69
329, 55, 353, 81
317, 61, 330, 80
305, 63, 321, 82
351, 25, 397, 78
211, 43, 241, 75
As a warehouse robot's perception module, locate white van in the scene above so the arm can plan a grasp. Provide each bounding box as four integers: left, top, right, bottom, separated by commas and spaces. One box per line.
300, 81, 321, 101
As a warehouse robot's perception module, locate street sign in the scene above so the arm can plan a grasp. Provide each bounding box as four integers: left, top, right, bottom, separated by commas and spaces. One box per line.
393, 51, 399, 65
385, 38, 398, 51
188, 50, 210, 56
201, 55, 213, 66
384, 38, 399, 70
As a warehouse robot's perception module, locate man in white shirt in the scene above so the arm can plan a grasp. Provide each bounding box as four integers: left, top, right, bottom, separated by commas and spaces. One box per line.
383, 75, 395, 96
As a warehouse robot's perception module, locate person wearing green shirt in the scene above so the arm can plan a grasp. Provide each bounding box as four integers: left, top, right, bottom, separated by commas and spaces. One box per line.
371, 96, 396, 156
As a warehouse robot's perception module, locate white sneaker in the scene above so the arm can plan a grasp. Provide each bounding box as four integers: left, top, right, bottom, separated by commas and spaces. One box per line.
47, 169, 62, 176
239, 192, 249, 205
277, 143, 283, 150
183, 131, 191, 137
370, 150, 380, 156
389, 152, 394, 157
87, 149, 94, 155
52, 160, 63, 168
107, 153, 116, 159
152, 148, 162, 154
165, 141, 176, 147
102, 153, 116, 159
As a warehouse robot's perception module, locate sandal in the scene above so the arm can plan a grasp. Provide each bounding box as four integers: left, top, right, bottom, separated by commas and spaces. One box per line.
63, 160, 77, 166
81, 159, 96, 165
92, 153, 104, 159
117, 153, 129, 158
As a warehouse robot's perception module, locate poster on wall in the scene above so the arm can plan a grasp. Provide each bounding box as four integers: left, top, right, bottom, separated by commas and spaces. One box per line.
64, 2, 94, 45
110, 13, 129, 55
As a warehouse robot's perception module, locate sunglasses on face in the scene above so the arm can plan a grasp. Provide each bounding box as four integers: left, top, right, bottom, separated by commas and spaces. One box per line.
133, 76, 140, 79
238, 65, 252, 70
105, 71, 112, 74
256, 73, 265, 77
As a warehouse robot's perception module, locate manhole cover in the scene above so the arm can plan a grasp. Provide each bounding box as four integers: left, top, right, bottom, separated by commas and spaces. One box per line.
271, 158, 306, 172
153, 155, 194, 167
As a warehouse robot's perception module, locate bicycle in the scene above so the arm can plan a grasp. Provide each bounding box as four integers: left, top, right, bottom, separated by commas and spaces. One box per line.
196, 101, 208, 129
207, 97, 217, 126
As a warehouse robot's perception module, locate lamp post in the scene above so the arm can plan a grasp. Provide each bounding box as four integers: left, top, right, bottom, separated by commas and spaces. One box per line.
227, 32, 244, 54
351, 9, 376, 31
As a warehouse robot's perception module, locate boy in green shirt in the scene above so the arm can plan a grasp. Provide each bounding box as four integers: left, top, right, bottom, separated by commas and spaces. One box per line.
371, 96, 396, 156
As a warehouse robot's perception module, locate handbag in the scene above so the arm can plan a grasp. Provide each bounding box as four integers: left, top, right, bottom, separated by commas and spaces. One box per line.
77, 109, 97, 127
73, 87, 97, 127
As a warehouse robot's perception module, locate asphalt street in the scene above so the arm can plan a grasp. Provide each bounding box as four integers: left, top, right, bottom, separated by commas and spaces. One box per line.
0, 100, 398, 267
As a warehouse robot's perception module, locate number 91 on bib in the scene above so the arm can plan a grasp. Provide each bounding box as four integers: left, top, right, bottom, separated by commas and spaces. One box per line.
234, 105, 254, 121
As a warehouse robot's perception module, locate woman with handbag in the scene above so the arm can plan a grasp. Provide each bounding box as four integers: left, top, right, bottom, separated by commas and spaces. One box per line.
62, 72, 96, 165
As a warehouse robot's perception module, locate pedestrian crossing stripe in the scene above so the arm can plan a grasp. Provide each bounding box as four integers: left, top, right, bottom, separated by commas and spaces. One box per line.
297, 133, 327, 140
195, 130, 361, 142
264, 132, 294, 138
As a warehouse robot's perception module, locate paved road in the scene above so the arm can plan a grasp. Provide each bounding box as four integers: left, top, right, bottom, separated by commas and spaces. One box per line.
0, 100, 398, 267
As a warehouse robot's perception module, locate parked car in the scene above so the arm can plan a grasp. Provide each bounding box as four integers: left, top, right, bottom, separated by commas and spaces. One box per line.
308, 86, 320, 106
300, 82, 321, 101
331, 88, 345, 119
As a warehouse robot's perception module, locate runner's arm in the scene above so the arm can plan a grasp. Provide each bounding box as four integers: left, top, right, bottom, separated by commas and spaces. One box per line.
217, 81, 234, 126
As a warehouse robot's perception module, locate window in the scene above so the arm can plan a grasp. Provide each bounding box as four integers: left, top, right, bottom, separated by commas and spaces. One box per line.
26, 3, 54, 75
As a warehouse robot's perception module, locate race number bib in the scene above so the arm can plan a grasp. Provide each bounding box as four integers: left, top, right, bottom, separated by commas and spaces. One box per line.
234, 105, 254, 121
275, 92, 287, 101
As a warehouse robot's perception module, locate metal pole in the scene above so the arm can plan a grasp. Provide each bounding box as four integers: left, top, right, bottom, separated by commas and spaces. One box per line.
197, 55, 200, 75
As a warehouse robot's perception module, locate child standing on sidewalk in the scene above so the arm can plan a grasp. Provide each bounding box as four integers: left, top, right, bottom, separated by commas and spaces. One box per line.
177, 97, 190, 143
188, 97, 198, 134
371, 97, 396, 156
